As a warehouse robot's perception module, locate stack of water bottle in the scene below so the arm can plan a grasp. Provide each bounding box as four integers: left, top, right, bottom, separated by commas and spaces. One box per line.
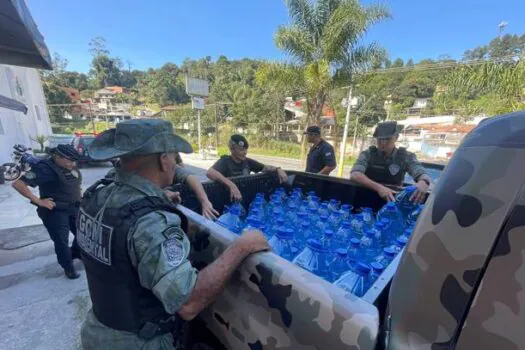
216, 186, 424, 298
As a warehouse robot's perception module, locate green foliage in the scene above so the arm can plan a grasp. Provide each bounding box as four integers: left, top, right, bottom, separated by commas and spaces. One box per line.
31, 135, 49, 152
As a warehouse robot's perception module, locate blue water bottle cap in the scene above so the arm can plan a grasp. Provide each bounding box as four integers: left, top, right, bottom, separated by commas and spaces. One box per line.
375, 221, 386, 229
276, 227, 293, 239
275, 217, 285, 225
364, 229, 375, 237
383, 247, 396, 257
320, 203, 329, 208
404, 229, 412, 236
301, 221, 309, 228
307, 239, 323, 251
356, 262, 371, 274
308, 207, 318, 213
386, 202, 396, 209
380, 218, 390, 225
229, 205, 241, 215
350, 238, 361, 247
324, 229, 334, 237
320, 214, 329, 220
336, 248, 348, 257
362, 207, 373, 213
370, 262, 384, 273
307, 190, 316, 196
246, 216, 260, 226
341, 220, 352, 228
396, 235, 409, 246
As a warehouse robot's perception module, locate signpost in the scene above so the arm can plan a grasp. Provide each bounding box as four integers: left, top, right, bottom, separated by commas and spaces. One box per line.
185, 76, 209, 155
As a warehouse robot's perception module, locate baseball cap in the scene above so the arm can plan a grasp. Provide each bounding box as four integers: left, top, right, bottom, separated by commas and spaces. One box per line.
230, 134, 249, 148
53, 144, 80, 161
303, 126, 321, 135
373, 121, 403, 139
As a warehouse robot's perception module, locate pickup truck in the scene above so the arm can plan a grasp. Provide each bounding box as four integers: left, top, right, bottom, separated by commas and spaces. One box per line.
173, 111, 525, 350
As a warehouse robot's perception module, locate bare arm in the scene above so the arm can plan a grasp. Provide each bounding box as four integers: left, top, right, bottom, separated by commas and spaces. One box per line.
207, 168, 242, 201
178, 231, 267, 320
318, 165, 335, 175
186, 175, 219, 219
12, 180, 40, 203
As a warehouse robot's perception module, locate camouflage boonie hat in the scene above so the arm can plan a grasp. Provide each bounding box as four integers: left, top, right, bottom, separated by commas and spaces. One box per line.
88, 119, 193, 160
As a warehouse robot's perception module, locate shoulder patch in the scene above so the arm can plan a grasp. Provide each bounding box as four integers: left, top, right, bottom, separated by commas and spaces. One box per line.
162, 237, 185, 267
25, 171, 36, 180
325, 152, 332, 157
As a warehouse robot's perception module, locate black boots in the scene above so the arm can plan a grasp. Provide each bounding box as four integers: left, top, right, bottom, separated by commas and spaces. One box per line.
64, 265, 80, 279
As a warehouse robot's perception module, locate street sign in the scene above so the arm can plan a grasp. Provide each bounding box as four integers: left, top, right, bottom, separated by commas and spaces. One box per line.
185, 76, 209, 97
192, 96, 205, 110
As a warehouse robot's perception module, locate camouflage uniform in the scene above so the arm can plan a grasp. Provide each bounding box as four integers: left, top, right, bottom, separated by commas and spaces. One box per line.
80, 169, 197, 349
105, 163, 192, 185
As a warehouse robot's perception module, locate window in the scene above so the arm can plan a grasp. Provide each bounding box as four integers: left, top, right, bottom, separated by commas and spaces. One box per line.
35, 105, 42, 120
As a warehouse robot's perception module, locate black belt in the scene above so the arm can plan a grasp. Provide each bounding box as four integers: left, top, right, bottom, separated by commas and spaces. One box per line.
137, 316, 185, 341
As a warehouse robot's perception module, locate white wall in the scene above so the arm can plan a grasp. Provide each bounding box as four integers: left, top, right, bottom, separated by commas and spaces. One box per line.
0, 64, 52, 164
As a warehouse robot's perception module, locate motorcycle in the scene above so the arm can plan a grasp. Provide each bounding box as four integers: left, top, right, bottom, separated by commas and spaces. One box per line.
2, 144, 41, 181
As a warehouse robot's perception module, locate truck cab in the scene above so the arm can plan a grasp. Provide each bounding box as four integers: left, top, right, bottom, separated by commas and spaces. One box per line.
173, 111, 525, 349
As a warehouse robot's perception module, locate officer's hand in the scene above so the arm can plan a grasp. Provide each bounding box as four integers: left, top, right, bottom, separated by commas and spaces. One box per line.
236, 229, 269, 255
164, 190, 182, 204
201, 200, 219, 220
411, 180, 429, 204
37, 198, 56, 210
276, 168, 288, 184
228, 184, 242, 202
377, 185, 397, 202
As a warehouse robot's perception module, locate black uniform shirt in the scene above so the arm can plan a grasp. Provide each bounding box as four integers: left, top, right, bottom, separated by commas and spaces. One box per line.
306, 139, 336, 173
211, 155, 265, 177
21, 160, 59, 187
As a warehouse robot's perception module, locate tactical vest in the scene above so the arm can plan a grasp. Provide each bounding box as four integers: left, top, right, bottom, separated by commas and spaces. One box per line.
78, 179, 188, 339
364, 146, 407, 186
39, 159, 82, 204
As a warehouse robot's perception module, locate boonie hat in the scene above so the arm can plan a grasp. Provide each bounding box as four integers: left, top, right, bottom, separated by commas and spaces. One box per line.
230, 134, 249, 148
303, 125, 321, 135
373, 121, 403, 139
88, 119, 193, 161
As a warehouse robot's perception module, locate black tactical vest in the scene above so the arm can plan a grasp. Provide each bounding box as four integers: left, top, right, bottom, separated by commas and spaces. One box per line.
77, 179, 188, 338
364, 146, 407, 186
39, 159, 82, 204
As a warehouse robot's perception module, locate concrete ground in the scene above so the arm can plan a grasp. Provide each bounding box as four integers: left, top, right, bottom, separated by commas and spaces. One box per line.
1, 153, 338, 350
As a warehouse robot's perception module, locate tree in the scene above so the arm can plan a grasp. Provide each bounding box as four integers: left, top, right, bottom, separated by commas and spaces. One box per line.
89, 36, 109, 57
259, 0, 390, 124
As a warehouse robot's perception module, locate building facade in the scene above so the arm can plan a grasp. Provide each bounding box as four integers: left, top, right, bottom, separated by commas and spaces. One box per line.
0, 64, 52, 163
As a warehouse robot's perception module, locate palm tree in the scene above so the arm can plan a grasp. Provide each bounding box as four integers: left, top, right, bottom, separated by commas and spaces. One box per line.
258, 0, 390, 124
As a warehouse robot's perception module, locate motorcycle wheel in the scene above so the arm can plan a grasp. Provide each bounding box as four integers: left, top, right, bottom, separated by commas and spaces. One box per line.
3, 163, 21, 181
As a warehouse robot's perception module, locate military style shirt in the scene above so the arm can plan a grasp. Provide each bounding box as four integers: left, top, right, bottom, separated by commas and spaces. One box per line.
80, 170, 198, 350
306, 139, 336, 173
211, 155, 265, 177
105, 164, 191, 185
351, 146, 430, 185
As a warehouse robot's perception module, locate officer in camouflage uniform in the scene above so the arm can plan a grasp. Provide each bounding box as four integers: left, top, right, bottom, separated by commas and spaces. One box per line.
350, 121, 431, 203
11, 144, 82, 279
78, 119, 268, 349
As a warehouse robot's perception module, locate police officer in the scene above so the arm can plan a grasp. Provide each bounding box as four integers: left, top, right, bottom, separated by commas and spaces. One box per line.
350, 121, 431, 203
304, 126, 337, 175
207, 134, 288, 201
12, 144, 82, 279
78, 119, 269, 349
106, 155, 219, 219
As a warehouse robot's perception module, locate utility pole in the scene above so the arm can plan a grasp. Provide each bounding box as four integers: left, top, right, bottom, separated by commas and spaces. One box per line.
215, 103, 219, 149
197, 108, 202, 153
88, 103, 96, 133
337, 86, 353, 177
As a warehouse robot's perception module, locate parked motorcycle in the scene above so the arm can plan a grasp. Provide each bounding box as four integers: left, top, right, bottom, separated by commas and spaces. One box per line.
2, 144, 41, 181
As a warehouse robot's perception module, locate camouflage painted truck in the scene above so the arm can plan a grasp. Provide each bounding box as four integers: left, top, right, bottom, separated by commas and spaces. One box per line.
174, 111, 525, 350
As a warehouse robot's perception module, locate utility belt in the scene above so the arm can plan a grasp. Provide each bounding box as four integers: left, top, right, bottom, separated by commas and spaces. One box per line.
33, 200, 80, 211
136, 316, 186, 342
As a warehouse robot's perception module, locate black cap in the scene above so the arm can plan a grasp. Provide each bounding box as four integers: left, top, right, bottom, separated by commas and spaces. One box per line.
373, 121, 403, 139
230, 134, 249, 148
52, 144, 80, 161
303, 126, 321, 135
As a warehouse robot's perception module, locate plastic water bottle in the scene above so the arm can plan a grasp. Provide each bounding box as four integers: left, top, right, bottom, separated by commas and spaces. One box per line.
230, 202, 247, 219
395, 186, 418, 219
316, 214, 329, 233
243, 216, 261, 232
350, 213, 365, 237
368, 262, 385, 287
268, 227, 297, 261
318, 202, 330, 217
347, 238, 361, 267
361, 207, 375, 227
300, 221, 313, 240
392, 235, 409, 254
377, 202, 404, 240
406, 204, 424, 227
367, 223, 383, 244
320, 229, 335, 255
329, 249, 352, 282
328, 199, 341, 213
334, 220, 352, 249
296, 211, 308, 227
249, 207, 265, 222
308, 207, 320, 225
334, 262, 371, 297
308, 195, 320, 210
286, 202, 298, 224
217, 205, 243, 234
374, 247, 396, 268
328, 210, 343, 232
293, 239, 330, 280
269, 217, 286, 238
359, 229, 381, 263
340, 204, 353, 221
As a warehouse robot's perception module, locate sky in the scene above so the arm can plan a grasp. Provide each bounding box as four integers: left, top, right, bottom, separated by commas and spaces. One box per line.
26, 0, 525, 73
